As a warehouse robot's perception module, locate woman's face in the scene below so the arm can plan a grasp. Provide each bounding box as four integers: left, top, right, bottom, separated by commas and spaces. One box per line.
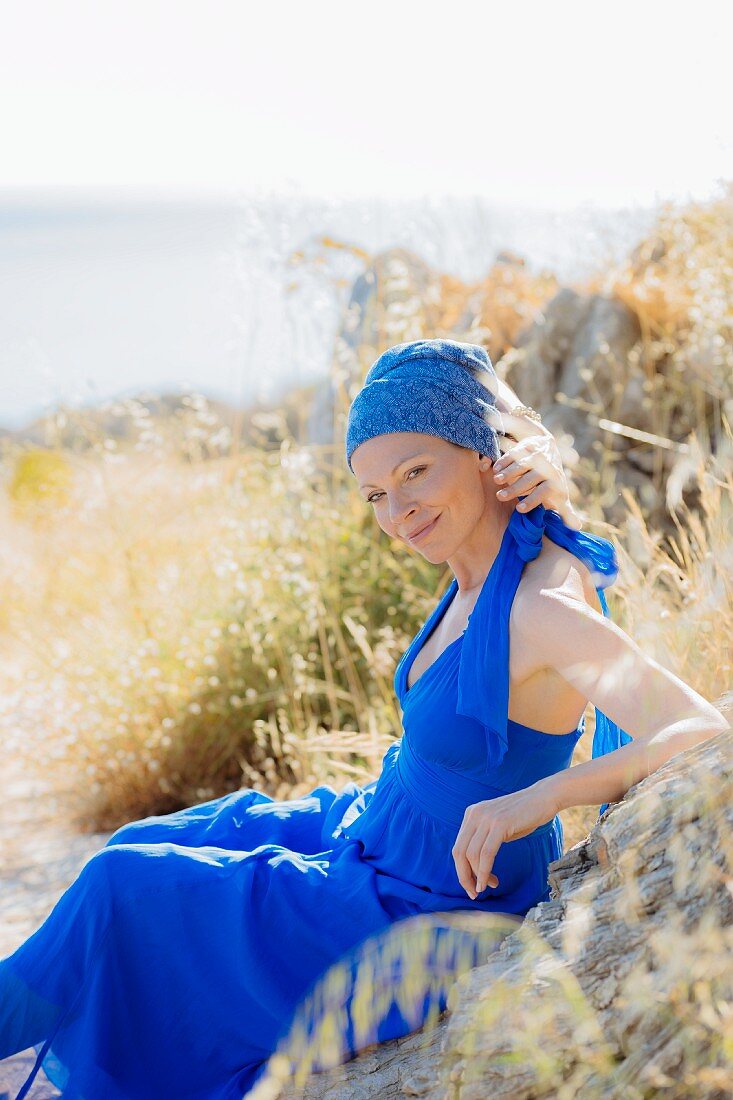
350, 431, 491, 563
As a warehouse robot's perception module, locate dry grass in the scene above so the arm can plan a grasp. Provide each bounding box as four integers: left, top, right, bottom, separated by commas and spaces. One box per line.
1, 408, 730, 853
0, 413, 443, 830
560, 419, 733, 849
589, 182, 733, 451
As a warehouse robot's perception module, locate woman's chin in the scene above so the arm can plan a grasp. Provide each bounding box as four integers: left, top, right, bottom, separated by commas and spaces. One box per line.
412, 543, 446, 564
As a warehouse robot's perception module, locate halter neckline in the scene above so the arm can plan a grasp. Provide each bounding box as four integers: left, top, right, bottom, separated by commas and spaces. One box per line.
396, 505, 621, 770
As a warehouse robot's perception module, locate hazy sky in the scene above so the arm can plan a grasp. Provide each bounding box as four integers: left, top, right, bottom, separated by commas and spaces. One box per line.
2, 0, 731, 208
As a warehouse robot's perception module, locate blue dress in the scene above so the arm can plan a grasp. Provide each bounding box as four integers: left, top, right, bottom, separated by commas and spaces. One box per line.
0, 505, 632, 1099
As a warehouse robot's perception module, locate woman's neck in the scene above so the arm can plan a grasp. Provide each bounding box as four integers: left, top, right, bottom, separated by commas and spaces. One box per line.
448, 503, 514, 593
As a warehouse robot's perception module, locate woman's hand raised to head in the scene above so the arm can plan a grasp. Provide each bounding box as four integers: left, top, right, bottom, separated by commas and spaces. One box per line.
484, 378, 583, 531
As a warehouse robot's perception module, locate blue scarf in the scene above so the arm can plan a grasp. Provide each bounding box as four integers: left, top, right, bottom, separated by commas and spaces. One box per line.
345, 339, 501, 470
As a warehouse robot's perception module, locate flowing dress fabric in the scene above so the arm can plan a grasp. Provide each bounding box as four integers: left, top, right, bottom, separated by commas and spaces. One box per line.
1, 506, 632, 1099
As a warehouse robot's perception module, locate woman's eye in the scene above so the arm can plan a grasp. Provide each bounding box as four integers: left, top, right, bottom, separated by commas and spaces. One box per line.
367, 466, 425, 504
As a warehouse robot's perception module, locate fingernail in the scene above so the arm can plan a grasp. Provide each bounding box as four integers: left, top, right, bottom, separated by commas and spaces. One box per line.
497, 489, 508, 498
494, 472, 505, 482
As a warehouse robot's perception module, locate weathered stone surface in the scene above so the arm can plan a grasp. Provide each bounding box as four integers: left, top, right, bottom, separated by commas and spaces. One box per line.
263, 694, 732, 1100
469, 283, 643, 444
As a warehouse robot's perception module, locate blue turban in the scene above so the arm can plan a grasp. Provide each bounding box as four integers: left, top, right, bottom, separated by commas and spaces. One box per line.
345, 339, 501, 472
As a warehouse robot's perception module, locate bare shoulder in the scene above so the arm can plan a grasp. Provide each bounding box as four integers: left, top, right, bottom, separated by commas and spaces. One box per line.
511, 535, 604, 629
507, 534, 607, 704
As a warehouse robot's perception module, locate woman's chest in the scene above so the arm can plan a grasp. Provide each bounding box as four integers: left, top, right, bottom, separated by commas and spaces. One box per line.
406, 608, 472, 692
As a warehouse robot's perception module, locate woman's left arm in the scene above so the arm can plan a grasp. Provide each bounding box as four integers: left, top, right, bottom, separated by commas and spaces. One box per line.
529, 587, 730, 812
452, 578, 730, 899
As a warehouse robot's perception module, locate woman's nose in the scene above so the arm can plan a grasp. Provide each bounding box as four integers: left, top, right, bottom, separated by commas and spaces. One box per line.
387, 493, 416, 525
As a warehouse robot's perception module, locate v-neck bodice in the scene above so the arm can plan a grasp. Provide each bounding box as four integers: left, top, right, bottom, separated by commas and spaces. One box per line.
400, 512, 516, 699
403, 603, 466, 696
404, 629, 463, 695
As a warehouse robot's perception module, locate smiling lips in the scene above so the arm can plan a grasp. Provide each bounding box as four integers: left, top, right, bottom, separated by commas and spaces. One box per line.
407, 514, 441, 543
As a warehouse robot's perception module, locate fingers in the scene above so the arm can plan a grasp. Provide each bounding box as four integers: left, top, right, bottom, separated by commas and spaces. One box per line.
453, 814, 503, 899
510, 484, 546, 512
496, 469, 543, 503
494, 454, 550, 485
493, 437, 570, 517
475, 831, 502, 893
453, 812, 490, 899
495, 435, 557, 474
494, 447, 551, 505
456, 833, 501, 897
452, 841, 478, 899
510, 485, 585, 527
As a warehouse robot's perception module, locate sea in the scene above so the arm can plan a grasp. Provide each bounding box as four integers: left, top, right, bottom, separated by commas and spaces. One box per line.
0, 188, 660, 432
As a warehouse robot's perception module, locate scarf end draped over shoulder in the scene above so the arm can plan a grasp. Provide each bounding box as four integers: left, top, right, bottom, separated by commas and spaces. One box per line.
455, 506, 633, 803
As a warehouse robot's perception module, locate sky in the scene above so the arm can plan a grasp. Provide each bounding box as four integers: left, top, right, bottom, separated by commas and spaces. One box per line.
2, 0, 731, 208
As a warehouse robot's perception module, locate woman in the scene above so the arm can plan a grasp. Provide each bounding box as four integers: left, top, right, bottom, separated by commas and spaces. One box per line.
1, 339, 726, 1099
345, 339, 727, 900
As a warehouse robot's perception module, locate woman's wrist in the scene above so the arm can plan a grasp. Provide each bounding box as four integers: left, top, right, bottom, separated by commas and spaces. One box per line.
521, 775, 567, 819
538, 771, 575, 815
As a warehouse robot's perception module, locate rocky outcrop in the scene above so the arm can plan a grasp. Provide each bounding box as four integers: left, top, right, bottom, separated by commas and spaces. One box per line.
498, 288, 687, 529
261, 694, 732, 1100
504, 289, 643, 451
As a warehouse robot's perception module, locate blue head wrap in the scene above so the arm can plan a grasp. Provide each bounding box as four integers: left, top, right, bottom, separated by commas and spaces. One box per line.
345, 339, 501, 472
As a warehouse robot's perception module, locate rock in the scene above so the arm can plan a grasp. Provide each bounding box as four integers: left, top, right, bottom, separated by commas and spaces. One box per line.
262, 693, 733, 1099
504, 289, 642, 454
498, 288, 702, 529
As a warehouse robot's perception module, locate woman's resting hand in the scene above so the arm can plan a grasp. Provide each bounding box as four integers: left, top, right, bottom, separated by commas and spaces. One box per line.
486, 378, 583, 530
452, 783, 559, 900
